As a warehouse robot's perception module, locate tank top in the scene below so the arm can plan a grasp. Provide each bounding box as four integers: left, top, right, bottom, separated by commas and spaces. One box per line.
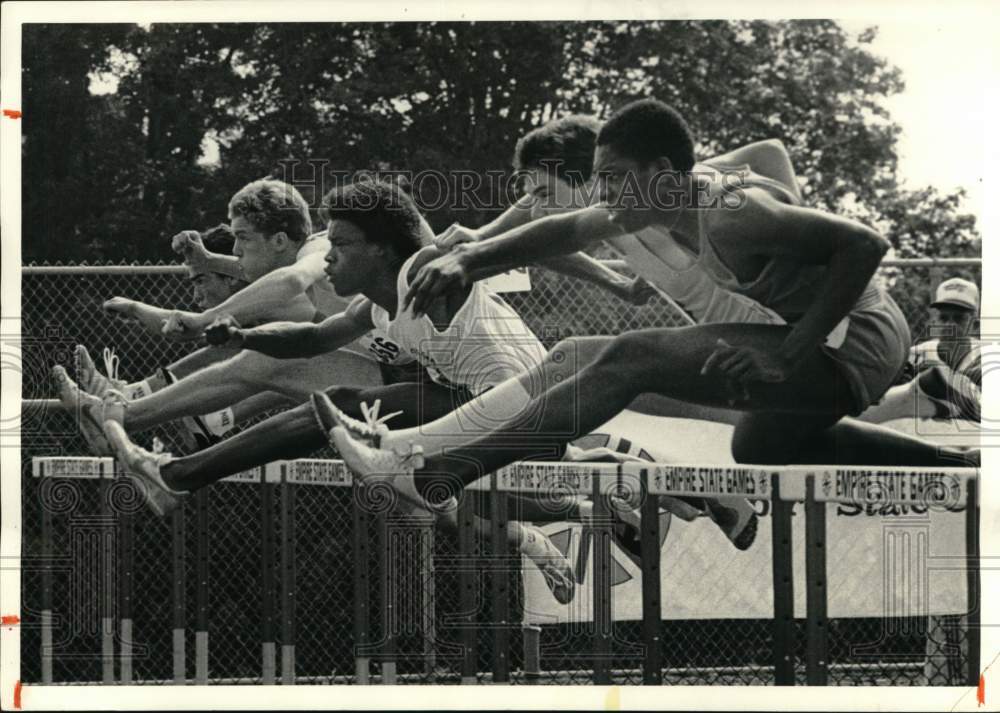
603, 163, 798, 326
297, 233, 412, 364
370, 251, 546, 394
692, 187, 882, 325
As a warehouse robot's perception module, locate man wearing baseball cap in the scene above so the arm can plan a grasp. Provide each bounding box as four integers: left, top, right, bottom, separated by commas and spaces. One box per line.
861, 276, 980, 423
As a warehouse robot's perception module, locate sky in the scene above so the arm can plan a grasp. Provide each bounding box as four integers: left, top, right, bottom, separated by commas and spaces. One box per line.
841, 18, 992, 217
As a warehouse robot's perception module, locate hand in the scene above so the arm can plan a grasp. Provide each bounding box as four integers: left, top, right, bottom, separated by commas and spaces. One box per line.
433, 223, 479, 252
103, 296, 137, 320
204, 315, 245, 348
701, 339, 791, 404
171, 230, 213, 272
403, 244, 473, 316
623, 277, 657, 305
171, 229, 201, 255
161, 310, 210, 342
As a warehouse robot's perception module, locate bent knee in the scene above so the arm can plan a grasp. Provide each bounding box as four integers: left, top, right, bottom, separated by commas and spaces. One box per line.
595, 331, 671, 384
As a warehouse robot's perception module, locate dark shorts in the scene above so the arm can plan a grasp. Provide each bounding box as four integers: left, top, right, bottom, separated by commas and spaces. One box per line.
821, 287, 911, 416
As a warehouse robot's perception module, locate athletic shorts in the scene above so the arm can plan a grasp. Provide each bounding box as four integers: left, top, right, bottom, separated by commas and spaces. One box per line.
821, 286, 911, 416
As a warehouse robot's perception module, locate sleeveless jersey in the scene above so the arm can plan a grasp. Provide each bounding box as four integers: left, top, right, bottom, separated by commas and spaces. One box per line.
297, 233, 412, 365
603, 163, 798, 326
370, 251, 546, 394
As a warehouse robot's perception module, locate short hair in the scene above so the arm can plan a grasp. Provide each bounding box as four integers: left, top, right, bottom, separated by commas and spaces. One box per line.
597, 99, 696, 172
199, 223, 237, 254
514, 115, 602, 186
228, 179, 312, 242
320, 180, 425, 263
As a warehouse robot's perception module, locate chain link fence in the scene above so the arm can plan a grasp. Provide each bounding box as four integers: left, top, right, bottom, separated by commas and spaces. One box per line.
17, 260, 980, 686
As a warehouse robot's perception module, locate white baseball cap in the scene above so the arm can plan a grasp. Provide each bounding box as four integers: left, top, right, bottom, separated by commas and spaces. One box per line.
931, 277, 979, 312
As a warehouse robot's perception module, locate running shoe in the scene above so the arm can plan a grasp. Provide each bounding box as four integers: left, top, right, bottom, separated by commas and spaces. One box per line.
331, 425, 426, 505
520, 525, 576, 605
75, 345, 127, 398
705, 496, 758, 550
104, 418, 187, 517
311, 392, 400, 448
53, 365, 113, 456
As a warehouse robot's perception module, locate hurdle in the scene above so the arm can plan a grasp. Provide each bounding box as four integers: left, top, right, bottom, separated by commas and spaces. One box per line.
29, 456, 979, 685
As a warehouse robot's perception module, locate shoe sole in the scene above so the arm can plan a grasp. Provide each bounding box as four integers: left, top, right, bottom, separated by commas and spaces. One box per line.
54, 367, 112, 455
311, 392, 380, 448
104, 421, 182, 517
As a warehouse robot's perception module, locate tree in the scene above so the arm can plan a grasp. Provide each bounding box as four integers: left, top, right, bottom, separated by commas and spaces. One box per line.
21, 20, 980, 266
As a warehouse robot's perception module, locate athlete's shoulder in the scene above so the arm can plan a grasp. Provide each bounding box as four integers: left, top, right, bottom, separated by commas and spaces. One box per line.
405, 245, 445, 282
295, 232, 331, 260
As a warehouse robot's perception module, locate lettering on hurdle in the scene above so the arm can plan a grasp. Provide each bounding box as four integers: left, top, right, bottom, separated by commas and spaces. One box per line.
818, 468, 968, 508
636, 464, 775, 499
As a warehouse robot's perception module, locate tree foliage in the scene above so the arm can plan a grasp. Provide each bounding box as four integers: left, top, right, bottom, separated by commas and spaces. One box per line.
21, 20, 979, 265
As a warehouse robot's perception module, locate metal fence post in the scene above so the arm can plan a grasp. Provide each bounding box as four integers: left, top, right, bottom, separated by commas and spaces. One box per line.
195, 488, 210, 684
965, 475, 980, 686
770, 473, 796, 685
804, 475, 828, 685
489, 476, 511, 683
377, 511, 397, 684
420, 517, 438, 681
352, 482, 372, 684
260, 468, 276, 685
457, 491, 478, 684
171, 503, 186, 684
639, 469, 663, 685
99, 475, 115, 684
280, 465, 296, 684
40, 478, 53, 685
591, 475, 612, 685
117, 473, 134, 685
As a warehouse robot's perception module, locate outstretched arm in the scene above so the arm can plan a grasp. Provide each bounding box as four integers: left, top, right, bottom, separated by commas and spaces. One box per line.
439, 200, 650, 303
103, 297, 176, 337
162, 233, 330, 340
207, 295, 375, 360
201, 236, 327, 324
406, 206, 619, 314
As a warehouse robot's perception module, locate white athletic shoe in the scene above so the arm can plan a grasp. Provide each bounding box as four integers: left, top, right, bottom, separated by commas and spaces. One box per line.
53, 365, 113, 456
311, 392, 400, 449
706, 496, 758, 551
75, 345, 127, 398
331, 426, 427, 504
104, 419, 187, 517
520, 526, 576, 605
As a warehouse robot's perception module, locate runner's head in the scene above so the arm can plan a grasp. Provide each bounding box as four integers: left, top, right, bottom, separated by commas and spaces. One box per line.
595, 99, 696, 232
319, 179, 426, 296
186, 224, 247, 310
228, 179, 313, 281
929, 277, 978, 338
514, 115, 601, 218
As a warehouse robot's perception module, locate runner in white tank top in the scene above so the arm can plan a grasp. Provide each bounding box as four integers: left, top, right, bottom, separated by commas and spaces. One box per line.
370, 249, 546, 395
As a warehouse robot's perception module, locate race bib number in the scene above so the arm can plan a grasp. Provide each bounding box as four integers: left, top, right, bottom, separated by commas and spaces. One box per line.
368, 336, 404, 363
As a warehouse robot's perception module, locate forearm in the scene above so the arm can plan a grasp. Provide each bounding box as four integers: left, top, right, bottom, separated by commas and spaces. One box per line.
202, 269, 306, 324
538, 253, 630, 295
780, 233, 888, 362
129, 301, 177, 336
462, 208, 613, 281
241, 322, 332, 359
473, 196, 535, 239
198, 252, 241, 278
